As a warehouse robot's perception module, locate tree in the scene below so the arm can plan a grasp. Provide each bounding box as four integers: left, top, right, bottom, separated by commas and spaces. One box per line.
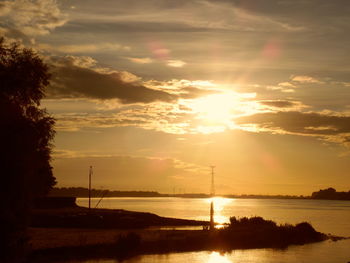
0, 37, 56, 262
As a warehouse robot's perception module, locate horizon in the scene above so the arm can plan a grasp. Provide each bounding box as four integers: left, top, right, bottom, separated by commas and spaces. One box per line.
52, 185, 346, 197
1, 0, 350, 195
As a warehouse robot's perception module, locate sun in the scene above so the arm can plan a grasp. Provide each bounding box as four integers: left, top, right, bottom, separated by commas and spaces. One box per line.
180, 89, 257, 134
185, 92, 240, 133
190, 93, 237, 122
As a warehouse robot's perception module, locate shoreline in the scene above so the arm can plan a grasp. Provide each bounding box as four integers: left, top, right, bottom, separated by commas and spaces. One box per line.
49, 187, 350, 201
52, 194, 350, 201
28, 228, 346, 263
31, 206, 208, 229
28, 206, 347, 262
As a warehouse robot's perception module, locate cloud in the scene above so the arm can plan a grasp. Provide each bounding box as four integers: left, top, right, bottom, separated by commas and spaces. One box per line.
167, 59, 186, 68
278, 82, 296, 88
0, 0, 67, 38
260, 100, 295, 108
37, 43, 130, 53
127, 57, 186, 68
145, 79, 220, 99
127, 57, 153, 64
53, 153, 206, 191
291, 75, 323, 84
66, 0, 304, 33
235, 111, 350, 146
59, 55, 97, 68
48, 56, 177, 104
266, 85, 295, 93
54, 150, 206, 174
177, 86, 218, 99
259, 100, 308, 110
266, 81, 297, 93
53, 102, 194, 134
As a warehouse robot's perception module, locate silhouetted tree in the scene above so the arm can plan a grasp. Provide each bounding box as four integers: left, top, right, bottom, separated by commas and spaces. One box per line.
311, 187, 350, 200
0, 37, 56, 262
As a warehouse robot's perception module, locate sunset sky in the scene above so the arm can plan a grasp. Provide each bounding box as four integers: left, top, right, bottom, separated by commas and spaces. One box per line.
1, 0, 350, 195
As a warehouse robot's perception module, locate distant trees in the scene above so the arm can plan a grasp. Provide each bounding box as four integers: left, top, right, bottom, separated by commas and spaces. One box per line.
311, 188, 350, 200
49, 187, 162, 197
0, 37, 56, 262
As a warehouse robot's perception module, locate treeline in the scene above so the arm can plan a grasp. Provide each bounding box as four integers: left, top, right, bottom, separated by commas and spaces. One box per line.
49, 187, 163, 198
311, 188, 350, 200
50, 187, 350, 200
225, 194, 305, 199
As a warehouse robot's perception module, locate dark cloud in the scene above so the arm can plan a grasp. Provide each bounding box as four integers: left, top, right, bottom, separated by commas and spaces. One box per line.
0, 0, 67, 37
178, 86, 219, 99
59, 21, 211, 33
235, 111, 350, 136
259, 100, 297, 108
216, 0, 350, 24
48, 58, 177, 104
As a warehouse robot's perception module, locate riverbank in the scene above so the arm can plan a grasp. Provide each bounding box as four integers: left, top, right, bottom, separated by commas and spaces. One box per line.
29, 227, 335, 262
31, 206, 208, 229
49, 187, 350, 200
28, 206, 344, 262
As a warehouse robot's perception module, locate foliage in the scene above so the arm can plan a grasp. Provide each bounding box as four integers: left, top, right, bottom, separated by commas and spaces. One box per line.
229, 216, 277, 228
49, 187, 162, 197
311, 187, 350, 200
0, 37, 56, 262
221, 216, 325, 248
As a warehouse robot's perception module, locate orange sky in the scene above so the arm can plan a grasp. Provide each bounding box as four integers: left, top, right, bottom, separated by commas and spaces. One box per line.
2, 0, 349, 195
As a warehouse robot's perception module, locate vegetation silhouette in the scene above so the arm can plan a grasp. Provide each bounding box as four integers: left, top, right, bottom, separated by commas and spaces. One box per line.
311, 187, 350, 200
50, 187, 163, 198
0, 37, 56, 262
28, 216, 331, 262
50, 186, 350, 200
30, 206, 206, 229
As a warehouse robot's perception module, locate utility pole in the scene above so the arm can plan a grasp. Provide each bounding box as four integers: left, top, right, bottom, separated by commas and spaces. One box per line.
89, 166, 93, 210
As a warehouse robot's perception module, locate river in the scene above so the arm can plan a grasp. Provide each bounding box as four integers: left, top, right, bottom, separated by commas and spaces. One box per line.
76, 197, 350, 263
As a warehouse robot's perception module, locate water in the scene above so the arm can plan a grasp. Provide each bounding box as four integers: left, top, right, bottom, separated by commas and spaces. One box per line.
76, 197, 350, 263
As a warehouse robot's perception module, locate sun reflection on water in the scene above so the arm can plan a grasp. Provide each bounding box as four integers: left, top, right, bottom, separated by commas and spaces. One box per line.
207, 252, 232, 263
205, 197, 233, 224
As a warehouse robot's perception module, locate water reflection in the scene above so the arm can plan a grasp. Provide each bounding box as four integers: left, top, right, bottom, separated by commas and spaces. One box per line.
77, 197, 350, 236
207, 252, 232, 263
206, 197, 234, 224
112, 239, 350, 263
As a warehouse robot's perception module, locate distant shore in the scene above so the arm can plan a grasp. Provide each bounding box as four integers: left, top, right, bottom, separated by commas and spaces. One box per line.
28, 205, 346, 262
49, 187, 350, 200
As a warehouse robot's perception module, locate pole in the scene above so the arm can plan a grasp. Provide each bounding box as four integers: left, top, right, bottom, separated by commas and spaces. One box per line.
210, 165, 215, 230
210, 201, 214, 230
89, 166, 92, 210
210, 165, 215, 196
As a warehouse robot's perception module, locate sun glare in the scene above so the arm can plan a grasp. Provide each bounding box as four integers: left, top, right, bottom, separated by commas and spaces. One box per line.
206, 197, 233, 224
207, 252, 232, 263
190, 93, 238, 123
184, 91, 246, 134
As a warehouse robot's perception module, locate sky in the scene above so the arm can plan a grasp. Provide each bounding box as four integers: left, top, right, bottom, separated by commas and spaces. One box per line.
1, 0, 350, 195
